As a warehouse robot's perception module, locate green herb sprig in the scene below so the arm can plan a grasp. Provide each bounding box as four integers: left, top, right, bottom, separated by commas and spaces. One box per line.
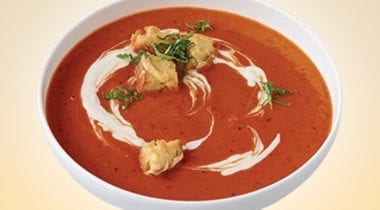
262, 81, 292, 108
103, 86, 142, 110
152, 32, 195, 75
186, 19, 213, 32
151, 20, 214, 75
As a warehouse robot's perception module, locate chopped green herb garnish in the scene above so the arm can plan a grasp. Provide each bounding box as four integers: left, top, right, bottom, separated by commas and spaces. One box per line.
186, 19, 213, 32
262, 81, 292, 108
149, 20, 214, 75
152, 32, 195, 75
103, 86, 142, 110
117, 50, 147, 65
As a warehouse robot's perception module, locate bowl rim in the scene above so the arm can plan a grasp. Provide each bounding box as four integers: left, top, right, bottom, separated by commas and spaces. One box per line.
38, 0, 342, 208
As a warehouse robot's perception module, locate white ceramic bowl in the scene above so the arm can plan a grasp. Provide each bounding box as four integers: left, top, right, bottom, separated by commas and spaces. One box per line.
38, 0, 342, 209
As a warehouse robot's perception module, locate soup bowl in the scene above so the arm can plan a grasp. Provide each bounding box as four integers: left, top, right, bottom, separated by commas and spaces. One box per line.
38, 0, 342, 209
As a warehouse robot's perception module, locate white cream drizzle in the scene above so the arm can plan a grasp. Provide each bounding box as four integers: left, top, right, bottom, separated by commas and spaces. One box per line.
110, 100, 132, 126
81, 45, 147, 147
183, 70, 211, 115
81, 43, 214, 149
80, 29, 281, 176
195, 127, 280, 176
213, 47, 269, 117
183, 109, 215, 150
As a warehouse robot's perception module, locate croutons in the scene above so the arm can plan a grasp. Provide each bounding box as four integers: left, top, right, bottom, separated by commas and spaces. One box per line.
131, 26, 173, 51
131, 26, 215, 92
134, 54, 178, 92
186, 33, 216, 70
131, 26, 161, 50
139, 139, 184, 176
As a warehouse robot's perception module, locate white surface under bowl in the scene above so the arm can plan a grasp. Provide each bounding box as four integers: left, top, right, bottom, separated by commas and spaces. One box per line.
38, 0, 342, 209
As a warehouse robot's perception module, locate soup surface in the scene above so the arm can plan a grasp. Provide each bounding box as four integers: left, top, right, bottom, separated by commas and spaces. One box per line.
46, 7, 332, 200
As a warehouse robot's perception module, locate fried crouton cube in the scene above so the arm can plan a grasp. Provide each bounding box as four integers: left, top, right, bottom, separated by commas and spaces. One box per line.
131, 26, 161, 50
186, 33, 216, 69
139, 139, 184, 176
131, 26, 174, 51
134, 54, 178, 92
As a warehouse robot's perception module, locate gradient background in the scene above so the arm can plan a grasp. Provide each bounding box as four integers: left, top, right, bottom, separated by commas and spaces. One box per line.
1, 0, 379, 209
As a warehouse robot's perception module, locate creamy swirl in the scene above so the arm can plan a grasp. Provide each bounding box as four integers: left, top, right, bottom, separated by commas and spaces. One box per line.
80, 31, 280, 176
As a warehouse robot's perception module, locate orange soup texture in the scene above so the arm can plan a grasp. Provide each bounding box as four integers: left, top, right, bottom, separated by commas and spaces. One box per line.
46, 7, 332, 200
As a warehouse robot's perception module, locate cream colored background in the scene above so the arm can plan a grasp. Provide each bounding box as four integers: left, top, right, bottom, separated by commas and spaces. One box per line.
1, 0, 379, 209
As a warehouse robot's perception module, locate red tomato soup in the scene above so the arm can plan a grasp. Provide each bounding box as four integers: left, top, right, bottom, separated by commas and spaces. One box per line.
46, 7, 332, 200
